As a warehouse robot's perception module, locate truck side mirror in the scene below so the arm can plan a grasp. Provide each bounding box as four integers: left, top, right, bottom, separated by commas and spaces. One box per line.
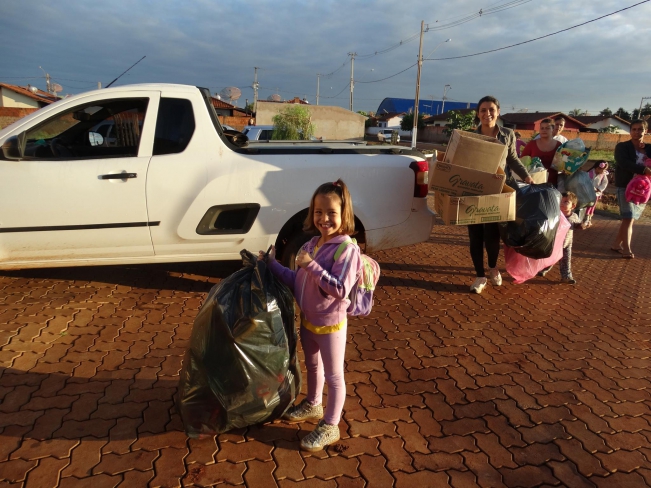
1, 134, 25, 160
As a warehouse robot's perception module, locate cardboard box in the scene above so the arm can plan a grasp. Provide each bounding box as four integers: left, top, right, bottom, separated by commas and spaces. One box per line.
514, 170, 549, 184
444, 130, 506, 174
434, 185, 516, 225
431, 161, 506, 197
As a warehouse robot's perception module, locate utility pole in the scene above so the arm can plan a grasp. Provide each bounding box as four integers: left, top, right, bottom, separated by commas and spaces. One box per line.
252, 67, 260, 115
39, 66, 52, 95
348, 52, 356, 112
316, 74, 320, 106
411, 21, 425, 149
97, 82, 102, 89
441, 84, 451, 115
639, 96, 651, 117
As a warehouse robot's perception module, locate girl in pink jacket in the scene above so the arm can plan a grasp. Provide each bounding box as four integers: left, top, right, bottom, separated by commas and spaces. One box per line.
259, 179, 361, 452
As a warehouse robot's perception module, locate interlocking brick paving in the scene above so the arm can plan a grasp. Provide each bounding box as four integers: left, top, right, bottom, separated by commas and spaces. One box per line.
1, 208, 651, 487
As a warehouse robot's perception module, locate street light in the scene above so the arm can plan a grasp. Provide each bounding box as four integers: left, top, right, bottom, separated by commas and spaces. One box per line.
411, 29, 451, 149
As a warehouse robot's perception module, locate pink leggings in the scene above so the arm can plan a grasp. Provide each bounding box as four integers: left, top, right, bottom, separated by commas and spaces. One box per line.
585, 195, 601, 216
300, 324, 347, 425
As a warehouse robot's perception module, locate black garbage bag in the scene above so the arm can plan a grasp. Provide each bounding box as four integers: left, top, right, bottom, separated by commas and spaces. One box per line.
565, 170, 597, 208
499, 184, 562, 259
177, 249, 300, 437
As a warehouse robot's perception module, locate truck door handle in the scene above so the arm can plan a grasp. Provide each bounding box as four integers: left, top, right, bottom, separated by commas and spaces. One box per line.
99, 173, 138, 180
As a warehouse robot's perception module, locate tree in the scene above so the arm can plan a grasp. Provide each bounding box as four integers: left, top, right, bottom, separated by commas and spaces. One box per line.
400, 113, 425, 131
599, 107, 612, 117
444, 110, 476, 136
245, 102, 255, 114
356, 110, 368, 117
272, 105, 315, 140
615, 107, 631, 120
598, 125, 619, 133
569, 108, 587, 117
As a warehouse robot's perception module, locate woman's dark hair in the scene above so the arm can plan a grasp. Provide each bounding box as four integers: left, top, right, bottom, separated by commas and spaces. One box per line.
631, 119, 648, 130
475, 96, 500, 124
514, 131, 522, 138
303, 179, 356, 235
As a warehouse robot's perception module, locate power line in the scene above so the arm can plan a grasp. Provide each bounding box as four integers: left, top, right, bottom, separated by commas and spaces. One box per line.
428, 0, 650, 61
354, 0, 533, 59
354, 0, 649, 86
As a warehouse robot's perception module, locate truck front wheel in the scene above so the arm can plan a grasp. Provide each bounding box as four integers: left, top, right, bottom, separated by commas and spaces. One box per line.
281, 230, 313, 270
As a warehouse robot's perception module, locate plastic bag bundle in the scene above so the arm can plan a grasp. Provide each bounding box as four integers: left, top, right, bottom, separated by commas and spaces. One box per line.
499, 184, 562, 259
625, 174, 651, 204
551, 139, 591, 175
504, 213, 571, 284
178, 250, 300, 437
520, 155, 545, 173
565, 170, 598, 208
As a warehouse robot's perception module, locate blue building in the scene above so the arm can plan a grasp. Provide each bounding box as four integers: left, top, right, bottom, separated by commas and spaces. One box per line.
376, 98, 476, 117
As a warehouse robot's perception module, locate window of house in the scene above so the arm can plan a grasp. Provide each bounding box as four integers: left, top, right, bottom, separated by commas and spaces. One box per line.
23, 98, 149, 160
153, 98, 195, 155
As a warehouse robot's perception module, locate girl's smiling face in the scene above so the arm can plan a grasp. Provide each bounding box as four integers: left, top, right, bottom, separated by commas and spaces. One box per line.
313, 193, 342, 242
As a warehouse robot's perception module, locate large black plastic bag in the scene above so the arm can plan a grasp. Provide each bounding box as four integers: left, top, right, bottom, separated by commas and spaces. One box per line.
499, 184, 562, 259
177, 250, 300, 437
565, 170, 597, 208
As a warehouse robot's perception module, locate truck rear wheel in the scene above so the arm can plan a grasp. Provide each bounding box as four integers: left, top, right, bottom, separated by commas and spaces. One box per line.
281, 230, 313, 270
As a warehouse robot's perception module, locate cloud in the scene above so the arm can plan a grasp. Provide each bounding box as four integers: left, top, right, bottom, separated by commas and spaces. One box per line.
1, 0, 650, 114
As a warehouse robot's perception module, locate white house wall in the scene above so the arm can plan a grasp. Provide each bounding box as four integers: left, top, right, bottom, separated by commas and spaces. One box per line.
0, 89, 40, 109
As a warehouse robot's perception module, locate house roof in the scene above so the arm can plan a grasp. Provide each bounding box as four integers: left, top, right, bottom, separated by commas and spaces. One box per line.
572, 115, 630, 126
375, 111, 404, 122
499, 112, 587, 128
0, 83, 56, 104
424, 108, 477, 124
211, 97, 248, 116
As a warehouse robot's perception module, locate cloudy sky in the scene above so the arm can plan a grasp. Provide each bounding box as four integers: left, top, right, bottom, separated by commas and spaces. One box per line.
3, 0, 650, 116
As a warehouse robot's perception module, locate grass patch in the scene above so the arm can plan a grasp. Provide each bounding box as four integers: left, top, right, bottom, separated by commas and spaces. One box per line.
589, 150, 614, 162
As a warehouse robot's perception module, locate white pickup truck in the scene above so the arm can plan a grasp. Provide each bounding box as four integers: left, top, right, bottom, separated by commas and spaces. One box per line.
0, 84, 434, 270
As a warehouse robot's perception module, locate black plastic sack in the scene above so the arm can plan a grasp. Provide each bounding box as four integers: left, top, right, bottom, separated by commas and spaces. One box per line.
177, 249, 300, 437
565, 170, 597, 208
499, 184, 562, 259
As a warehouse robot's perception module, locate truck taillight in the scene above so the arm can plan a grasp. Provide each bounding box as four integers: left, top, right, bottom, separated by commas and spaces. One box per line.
410, 160, 429, 198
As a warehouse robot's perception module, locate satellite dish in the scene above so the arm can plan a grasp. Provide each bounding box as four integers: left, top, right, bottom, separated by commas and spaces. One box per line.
52, 83, 63, 93
267, 94, 282, 102
219, 86, 242, 105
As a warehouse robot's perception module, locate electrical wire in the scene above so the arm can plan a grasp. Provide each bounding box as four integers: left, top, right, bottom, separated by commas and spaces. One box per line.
355, 0, 649, 85
354, 0, 533, 59
427, 0, 650, 61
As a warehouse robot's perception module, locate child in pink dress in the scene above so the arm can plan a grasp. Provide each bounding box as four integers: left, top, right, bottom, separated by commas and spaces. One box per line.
583, 162, 609, 228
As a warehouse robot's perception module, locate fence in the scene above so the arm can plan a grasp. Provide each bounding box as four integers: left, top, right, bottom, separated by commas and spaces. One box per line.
420, 126, 649, 151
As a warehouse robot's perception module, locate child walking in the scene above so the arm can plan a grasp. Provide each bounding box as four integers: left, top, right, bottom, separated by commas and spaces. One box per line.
259, 179, 361, 452
583, 161, 609, 228
539, 191, 582, 284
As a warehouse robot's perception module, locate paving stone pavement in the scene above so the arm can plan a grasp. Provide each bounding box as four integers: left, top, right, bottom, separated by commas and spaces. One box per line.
1, 209, 651, 488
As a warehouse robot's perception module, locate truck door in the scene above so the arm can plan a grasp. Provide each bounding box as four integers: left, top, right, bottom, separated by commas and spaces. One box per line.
0, 91, 160, 265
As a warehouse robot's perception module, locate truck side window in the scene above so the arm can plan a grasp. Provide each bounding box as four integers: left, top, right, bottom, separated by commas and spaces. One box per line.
23, 98, 148, 160
153, 98, 195, 155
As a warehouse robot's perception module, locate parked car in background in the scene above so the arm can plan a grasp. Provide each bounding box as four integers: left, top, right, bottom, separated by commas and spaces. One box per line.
380, 129, 400, 143
242, 125, 319, 141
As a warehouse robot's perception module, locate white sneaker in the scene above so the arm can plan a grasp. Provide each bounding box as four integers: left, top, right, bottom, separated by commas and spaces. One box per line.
488, 268, 502, 286
470, 277, 487, 294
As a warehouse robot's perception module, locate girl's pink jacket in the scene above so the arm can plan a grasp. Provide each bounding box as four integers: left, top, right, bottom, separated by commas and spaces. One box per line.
269, 235, 361, 326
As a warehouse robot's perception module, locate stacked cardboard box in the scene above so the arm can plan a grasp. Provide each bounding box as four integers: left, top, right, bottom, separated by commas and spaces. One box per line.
432, 130, 516, 225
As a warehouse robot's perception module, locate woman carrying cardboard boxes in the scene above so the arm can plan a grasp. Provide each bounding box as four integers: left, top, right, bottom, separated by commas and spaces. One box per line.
468, 96, 534, 294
